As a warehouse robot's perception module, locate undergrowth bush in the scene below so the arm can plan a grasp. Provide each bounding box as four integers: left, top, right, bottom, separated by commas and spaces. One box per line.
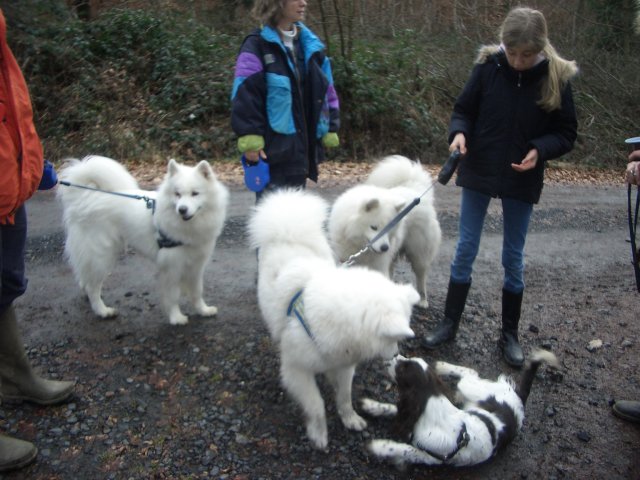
7, 5, 237, 161
3, 1, 638, 167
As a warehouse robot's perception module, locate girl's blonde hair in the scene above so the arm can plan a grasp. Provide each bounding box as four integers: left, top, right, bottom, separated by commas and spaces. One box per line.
500, 7, 578, 112
251, 0, 285, 27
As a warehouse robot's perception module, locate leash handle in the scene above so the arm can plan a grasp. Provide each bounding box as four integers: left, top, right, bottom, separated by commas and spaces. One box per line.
437, 149, 462, 185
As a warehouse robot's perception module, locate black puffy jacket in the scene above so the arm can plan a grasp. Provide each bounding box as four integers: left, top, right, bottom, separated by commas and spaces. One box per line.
449, 46, 577, 204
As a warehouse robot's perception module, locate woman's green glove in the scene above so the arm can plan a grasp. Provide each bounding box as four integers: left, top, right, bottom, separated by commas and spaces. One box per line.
322, 132, 339, 148
238, 134, 265, 153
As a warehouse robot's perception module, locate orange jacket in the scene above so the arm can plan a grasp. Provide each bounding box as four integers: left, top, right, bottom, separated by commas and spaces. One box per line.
0, 9, 44, 224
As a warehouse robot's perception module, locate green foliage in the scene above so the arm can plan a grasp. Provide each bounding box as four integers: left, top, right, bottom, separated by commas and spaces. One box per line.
8, 5, 238, 161
2, 2, 637, 167
333, 30, 467, 162
584, 0, 637, 50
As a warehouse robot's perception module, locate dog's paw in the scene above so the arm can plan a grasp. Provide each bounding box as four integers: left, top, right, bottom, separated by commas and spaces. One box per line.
359, 398, 397, 417
307, 418, 329, 450
367, 439, 390, 457
96, 307, 118, 318
169, 312, 189, 325
198, 304, 218, 317
367, 439, 406, 465
367, 440, 410, 471
417, 298, 429, 309
341, 411, 367, 431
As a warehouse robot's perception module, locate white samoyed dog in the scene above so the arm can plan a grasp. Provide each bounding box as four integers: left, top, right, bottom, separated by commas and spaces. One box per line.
329, 155, 442, 308
248, 189, 420, 450
58, 155, 229, 325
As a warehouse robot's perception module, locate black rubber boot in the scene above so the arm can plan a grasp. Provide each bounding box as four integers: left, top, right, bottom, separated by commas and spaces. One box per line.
499, 288, 525, 368
612, 400, 640, 423
422, 279, 471, 349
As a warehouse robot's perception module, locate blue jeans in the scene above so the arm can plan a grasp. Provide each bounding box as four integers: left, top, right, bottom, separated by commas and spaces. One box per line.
450, 188, 532, 293
0, 205, 28, 314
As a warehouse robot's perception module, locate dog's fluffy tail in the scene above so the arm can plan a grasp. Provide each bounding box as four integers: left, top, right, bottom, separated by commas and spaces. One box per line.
58, 155, 139, 204
247, 188, 330, 251
517, 349, 559, 405
366, 155, 435, 202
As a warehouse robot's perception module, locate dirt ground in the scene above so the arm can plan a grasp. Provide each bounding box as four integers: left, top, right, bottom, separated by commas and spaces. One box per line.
1, 162, 639, 479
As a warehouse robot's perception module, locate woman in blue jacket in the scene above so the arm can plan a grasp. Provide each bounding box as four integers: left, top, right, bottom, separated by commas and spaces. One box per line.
423, 7, 578, 368
231, 0, 339, 196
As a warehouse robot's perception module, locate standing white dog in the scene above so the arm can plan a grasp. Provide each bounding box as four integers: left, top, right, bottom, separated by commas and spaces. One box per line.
58, 155, 228, 325
248, 189, 420, 449
329, 155, 442, 307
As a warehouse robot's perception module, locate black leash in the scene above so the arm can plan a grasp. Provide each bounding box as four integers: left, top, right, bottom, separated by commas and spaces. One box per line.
58, 180, 156, 212
343, 150, 461, 266
628, 184, 640, 292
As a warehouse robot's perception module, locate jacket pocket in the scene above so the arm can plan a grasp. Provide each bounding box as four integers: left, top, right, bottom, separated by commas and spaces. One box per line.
266, 73, 295, 134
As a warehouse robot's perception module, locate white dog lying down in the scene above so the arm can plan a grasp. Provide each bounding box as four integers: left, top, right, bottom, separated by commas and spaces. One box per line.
329, 155, 441, 308
58, 155, 228, 325
360, 349, 559, 468
247, 189, 420, 450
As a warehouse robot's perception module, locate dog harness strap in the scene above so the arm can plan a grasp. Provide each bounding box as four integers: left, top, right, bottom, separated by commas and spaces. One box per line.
417, 422, 469, 463
287, 289, 314, 340
156, 229, 183, 249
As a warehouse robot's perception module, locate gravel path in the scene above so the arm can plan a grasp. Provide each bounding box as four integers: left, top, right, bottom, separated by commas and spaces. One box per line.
1, 164, 639, 479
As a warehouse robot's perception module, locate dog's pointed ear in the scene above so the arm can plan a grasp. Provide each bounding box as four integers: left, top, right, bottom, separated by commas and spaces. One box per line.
168, 159, 179, 177
364, 198, 379, 212
196, 160, 214, 180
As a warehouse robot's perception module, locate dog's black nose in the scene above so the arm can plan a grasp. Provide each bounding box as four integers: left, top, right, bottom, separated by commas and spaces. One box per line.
179, 206, 188, 215
381, 244, 389, 252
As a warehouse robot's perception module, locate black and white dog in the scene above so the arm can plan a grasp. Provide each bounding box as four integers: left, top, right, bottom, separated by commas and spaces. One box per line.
360, 349, 559, 468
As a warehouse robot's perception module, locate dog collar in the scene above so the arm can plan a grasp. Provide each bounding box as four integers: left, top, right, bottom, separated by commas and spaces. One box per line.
287, 289, 314, 340
417, 422, 470, 463
156, 229, 183, 249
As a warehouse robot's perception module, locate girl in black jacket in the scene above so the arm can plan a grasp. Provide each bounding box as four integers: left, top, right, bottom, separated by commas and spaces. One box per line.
423, 7, 578, 368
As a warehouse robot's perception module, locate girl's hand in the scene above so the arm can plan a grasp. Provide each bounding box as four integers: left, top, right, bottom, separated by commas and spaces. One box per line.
512, 148, 538, 172
450, 133, 467, 155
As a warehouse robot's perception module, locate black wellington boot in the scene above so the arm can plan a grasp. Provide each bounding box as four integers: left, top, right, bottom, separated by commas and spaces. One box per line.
499, 288, 525, 368
422, 279, 471, 349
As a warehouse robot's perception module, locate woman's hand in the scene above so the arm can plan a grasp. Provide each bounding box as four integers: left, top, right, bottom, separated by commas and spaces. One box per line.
244, 149, 267, 164
626, 160, 640, 186
512, 148, 538, 172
